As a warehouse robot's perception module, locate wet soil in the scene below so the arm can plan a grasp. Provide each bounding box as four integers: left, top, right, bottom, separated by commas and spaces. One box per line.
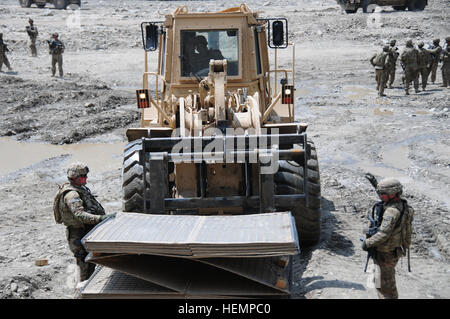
0, 0, 449, 299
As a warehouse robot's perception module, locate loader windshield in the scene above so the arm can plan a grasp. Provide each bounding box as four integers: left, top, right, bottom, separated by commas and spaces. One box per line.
180, 29, 239, 77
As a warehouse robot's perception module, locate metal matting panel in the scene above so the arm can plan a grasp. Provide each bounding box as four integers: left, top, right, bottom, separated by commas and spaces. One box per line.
82, 212, 299, 258
86, 254, 289, 297
79, 266, 178, 299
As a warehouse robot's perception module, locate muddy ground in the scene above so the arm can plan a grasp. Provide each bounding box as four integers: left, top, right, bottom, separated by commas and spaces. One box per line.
0, 0, 449, 299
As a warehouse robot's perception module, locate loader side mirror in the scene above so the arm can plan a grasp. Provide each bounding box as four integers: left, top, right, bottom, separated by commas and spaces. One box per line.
272, 20, 284, 47
143, 23, 159, 51
259, 18, 288, 49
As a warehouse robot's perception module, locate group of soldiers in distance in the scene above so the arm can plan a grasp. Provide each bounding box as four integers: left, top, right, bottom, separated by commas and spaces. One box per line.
371, 37, 450, 96
0, 18, 65, 77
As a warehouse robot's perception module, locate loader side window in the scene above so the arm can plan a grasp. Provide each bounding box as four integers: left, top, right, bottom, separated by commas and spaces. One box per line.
181, 29, 239, 78
254, 29, 262, 75
160, 31, 166, 76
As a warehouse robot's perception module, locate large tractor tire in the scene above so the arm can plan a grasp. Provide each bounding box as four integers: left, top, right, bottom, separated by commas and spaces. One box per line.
19, 0, 33, 7
122, 140, 149, 213
275, 140, 321, 246
54, 0, 68, 9
407, 0, 426, 11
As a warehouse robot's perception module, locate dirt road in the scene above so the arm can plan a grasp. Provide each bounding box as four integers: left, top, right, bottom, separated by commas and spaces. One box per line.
0, 0, 449, 299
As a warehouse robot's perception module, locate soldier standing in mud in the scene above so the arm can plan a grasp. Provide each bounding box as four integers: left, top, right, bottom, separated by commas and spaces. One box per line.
53, 162, 115, 282
0, 33, 13, 72
441, 37, 450, 88
427, 38, 442, 85
370, 45, 391, 97
26, 18, 39, 57
386, 40, 399, 89
361, 178, 414, 299
48, 33, 65, 77
417, 42, 432, 91
428, 39, 442, 84
400, 40, 419, 95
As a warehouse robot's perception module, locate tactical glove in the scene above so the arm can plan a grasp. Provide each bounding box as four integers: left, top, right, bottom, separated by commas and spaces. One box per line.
361, 240, 369, 252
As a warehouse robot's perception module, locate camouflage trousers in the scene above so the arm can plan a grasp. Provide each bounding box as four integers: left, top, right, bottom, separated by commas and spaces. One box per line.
442, 66, 450, 87
375, 69, 388, 96
373, 250, 400, 299
417, 67, 429, 89
66, 226, 96, 282
0, 52, 11, 71
30, 38, 37, 57
387, 66, 396, 87
429, 62, 438, 83
51, 53, 63, 77
404, 66, 419, 94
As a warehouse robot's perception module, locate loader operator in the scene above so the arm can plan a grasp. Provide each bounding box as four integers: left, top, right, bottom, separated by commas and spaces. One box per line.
192, 35, 224, 73
53, 162, 115, 282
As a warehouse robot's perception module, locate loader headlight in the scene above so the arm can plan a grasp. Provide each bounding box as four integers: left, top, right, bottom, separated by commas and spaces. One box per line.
136, 89, 150, 109
281, 85, 294, 105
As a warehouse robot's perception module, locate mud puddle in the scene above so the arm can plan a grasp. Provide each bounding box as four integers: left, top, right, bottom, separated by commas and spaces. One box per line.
343, 86, 374, 100
0, 137, 126, 176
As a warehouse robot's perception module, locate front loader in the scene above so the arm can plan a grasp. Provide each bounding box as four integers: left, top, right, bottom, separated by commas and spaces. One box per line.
79, 4, 322, 298
123, 4, 321, 245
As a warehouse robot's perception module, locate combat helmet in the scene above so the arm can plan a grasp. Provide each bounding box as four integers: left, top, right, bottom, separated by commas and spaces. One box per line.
405, 39, 414, 47
67, 162, 89, 179
432, 38, 440, 45
390, 39, 396, 46
376, 178, 403, 196
418, 41, 424, 48
52, 32, 59, 38
383, 45, 390, 52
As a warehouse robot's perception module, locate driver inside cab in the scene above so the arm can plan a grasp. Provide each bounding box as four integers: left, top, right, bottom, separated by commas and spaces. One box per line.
192, 35, 224, 73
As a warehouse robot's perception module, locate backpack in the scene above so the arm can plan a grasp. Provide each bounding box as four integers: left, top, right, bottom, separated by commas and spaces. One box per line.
370, 199, 414, 254
373, 52, 386, 68
399, 200, 414, 250
52, 184, 77, 224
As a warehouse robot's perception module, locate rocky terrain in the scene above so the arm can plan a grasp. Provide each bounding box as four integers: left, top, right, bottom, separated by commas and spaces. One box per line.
0, 0, 449, 299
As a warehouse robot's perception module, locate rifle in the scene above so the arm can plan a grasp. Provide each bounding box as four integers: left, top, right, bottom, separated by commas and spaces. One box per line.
362, 173, 381, 272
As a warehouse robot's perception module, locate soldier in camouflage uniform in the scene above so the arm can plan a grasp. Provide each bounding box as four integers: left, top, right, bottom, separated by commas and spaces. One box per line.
386, 40, 399, 89
54, 162, 115, 282
48, 33, 65, 77
370, 45, 391, 97
26, 18, 39, 57
427, 39, 442, 84
441, 38, 450, 88
0, 33, 13, 72
362, 178, 414, 299
417, 42, 432, 91
400, 40, 419, 95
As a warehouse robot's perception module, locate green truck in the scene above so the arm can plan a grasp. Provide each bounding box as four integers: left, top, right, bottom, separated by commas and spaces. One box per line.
337, 0, 428, 14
